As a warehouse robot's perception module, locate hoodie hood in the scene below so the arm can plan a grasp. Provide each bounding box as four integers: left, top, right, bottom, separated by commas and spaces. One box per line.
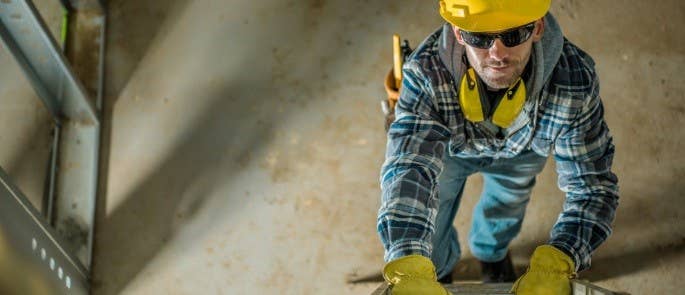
438, 12, 564, 99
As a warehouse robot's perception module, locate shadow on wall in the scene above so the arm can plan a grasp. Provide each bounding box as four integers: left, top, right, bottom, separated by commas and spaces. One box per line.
446, 170, 685, 289
505, 168, 685, 291
93, 77, 280, 295
103, 0, 190, 106
92, 1, 192, 294
581, 175, 685, 282
92, 1, 354, 294
0, 118, 52, 213
0, 50, 54, 214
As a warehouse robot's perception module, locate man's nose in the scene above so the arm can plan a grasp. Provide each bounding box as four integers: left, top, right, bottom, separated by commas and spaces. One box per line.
488, 39, 509, 61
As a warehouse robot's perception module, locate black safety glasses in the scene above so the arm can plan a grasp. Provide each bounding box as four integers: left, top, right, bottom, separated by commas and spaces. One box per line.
459, 22, 536, 49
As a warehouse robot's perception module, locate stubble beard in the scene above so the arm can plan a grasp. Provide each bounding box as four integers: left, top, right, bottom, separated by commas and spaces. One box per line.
472, 54, 530, 90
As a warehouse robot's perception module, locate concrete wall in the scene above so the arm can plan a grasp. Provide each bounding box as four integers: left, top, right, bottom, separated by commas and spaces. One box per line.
1, 1, 683, 294
0, 0, 67, 214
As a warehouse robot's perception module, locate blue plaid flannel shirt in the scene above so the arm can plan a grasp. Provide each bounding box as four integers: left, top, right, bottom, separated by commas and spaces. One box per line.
378, 25, 619, 272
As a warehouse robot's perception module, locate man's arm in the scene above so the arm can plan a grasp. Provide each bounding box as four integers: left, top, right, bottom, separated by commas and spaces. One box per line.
378, 62, 452, 262
549, 75, 619, 272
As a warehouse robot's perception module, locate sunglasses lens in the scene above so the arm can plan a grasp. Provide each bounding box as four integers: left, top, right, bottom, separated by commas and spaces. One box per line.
460, 23, 535, 49
460, 31, 493, 49
500, 24, 534, 47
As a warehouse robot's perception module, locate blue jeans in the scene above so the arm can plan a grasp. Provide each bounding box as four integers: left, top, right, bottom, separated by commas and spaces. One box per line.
430, 149, 548, 279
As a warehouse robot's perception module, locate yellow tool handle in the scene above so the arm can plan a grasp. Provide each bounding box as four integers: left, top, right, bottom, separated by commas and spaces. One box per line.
392, 34, 402, 89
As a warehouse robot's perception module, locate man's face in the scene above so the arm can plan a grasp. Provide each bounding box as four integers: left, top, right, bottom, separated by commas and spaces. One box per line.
454, 20, 544, 89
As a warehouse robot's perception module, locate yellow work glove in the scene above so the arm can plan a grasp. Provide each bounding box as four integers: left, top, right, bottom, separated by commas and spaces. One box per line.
511, 245, 577, 295
383, 255, 452, 295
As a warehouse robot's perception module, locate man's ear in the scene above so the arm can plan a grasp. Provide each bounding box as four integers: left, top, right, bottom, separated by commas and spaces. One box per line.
453, 26, 466, 45
532, 18, 545, 42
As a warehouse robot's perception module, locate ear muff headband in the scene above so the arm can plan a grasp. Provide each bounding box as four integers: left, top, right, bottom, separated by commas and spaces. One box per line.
458, 68, 527, 128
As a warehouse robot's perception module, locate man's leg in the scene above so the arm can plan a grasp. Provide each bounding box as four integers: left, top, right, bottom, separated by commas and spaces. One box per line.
469, 149, 548, 263
431, 154, 484, 280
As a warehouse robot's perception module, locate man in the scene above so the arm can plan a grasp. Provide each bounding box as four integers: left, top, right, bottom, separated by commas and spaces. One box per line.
378, 1, 619, 294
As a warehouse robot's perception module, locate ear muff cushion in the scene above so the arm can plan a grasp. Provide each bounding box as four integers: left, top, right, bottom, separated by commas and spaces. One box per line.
492, 78, 526, 128
459, 68, 485, 122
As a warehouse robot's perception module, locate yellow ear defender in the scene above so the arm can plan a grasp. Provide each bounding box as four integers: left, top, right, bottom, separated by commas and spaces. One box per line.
492, 77, 526, 127
459, 68, 486, 122
458, 63, 527, 128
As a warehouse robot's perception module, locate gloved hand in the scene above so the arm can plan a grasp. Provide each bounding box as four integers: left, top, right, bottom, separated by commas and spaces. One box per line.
511, 245, 576, 295
383, 255, 451, 295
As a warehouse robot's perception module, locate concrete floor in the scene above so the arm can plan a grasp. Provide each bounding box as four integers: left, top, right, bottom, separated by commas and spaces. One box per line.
1, 1, 684, 294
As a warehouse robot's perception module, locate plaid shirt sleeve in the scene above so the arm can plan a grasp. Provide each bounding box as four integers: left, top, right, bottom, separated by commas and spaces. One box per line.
377, 62, 452, 262
548, 71, 619, 271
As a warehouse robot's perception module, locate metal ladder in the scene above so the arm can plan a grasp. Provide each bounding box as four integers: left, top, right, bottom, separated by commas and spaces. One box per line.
371, 280, 621, 295
0, 0, 106, 293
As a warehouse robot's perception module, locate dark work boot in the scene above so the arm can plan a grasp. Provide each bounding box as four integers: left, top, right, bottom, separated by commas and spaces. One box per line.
437, 271, 453, 284
480, 252, 516, 283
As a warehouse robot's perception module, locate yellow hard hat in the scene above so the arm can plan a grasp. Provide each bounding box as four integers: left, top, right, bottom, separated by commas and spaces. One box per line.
439, 0, 551, 32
